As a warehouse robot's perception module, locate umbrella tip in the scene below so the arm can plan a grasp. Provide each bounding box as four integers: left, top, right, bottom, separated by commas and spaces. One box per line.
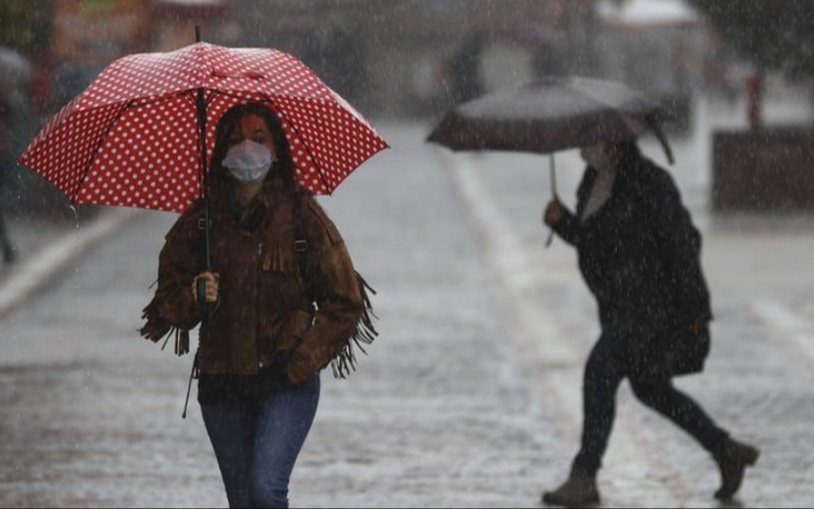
195, 25, 201, 43
649, 120, 675, 165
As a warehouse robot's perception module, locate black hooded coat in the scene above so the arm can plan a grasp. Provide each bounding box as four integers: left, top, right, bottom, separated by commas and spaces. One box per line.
553, 150, 712, 378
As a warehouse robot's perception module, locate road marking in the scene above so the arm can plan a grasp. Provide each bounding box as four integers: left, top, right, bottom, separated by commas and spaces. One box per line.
446, 151, 698, 506
0, 209, 137, 323
752, 302, 814, 366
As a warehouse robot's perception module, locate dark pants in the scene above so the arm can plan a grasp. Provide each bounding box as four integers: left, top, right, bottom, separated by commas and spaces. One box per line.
573, 328, 729, 475
201, 375, 320, 509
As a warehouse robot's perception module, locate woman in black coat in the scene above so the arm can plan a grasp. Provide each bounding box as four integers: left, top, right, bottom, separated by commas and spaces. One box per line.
542, 142, 758, 507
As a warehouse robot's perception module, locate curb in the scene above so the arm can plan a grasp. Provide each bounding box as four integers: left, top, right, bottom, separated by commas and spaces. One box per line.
0, 209, 138, 323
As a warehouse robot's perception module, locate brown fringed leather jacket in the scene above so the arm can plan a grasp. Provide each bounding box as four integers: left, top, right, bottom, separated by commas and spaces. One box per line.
140, 180, 376, 384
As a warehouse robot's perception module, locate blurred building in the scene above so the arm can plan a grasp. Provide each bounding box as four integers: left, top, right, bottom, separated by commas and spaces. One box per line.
51, 0, 151, 108
150, 0, 228, 51
595, 0, 715, 134
596, 0, 707, 95
46, 0, 231, 111
37, 0, 603, 118
225, 0, 599, 117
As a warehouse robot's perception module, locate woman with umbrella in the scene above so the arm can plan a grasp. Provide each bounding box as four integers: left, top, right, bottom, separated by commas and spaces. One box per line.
140, 101, 375, 508
19, 34, 386, 507
429, 76, 760, 506
541, 141, 759, 506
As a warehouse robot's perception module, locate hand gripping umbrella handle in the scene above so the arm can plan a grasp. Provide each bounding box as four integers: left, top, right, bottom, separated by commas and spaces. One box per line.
197, 277, 210, 320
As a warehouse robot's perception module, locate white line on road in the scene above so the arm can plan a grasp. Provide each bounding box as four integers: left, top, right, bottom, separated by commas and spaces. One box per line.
0, 209, 137, 323
752, 302, 814, 366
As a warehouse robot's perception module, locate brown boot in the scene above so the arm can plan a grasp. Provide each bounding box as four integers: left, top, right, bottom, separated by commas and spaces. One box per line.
714, 438, 760, 500
542, 468, 600, 507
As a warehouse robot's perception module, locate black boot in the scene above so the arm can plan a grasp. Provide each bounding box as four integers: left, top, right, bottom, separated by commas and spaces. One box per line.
542, 467, 600, 507
714, 438, 760, 500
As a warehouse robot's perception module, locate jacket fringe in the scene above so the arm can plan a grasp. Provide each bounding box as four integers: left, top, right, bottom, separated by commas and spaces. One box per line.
263, 239, 298, 273
331, 273, 379, 379
139, 297, 191, 357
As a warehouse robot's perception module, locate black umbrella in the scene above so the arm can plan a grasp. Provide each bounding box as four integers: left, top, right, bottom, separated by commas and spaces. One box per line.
427, 76, 675, 245
428, 76, 674, 161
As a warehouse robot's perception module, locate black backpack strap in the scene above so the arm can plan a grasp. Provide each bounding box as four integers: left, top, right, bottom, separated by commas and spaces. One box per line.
292, 199, 314, 303
291, 197, 379, 379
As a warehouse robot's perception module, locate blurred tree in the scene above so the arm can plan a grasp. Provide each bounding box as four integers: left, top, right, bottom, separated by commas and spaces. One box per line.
691, 0, 814, 80
0, 0, 53, 56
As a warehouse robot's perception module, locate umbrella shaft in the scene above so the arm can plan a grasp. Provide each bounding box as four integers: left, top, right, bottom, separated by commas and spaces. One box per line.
197, 87, 211, 272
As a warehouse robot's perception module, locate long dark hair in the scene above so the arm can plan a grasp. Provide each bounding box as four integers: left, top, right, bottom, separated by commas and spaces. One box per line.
210, 101, 301, 197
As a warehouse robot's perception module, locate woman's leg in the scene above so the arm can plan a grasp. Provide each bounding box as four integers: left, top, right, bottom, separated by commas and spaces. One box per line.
544, 331, 630, 506
629, 377, 729, 456
572, 331, 629, 475
249, 375, 321, 509
201, 401, 257, 509
629, 377, 762, 500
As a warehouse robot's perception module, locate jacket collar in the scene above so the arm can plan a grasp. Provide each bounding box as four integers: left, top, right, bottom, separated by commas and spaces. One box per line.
213, 178, 297, 235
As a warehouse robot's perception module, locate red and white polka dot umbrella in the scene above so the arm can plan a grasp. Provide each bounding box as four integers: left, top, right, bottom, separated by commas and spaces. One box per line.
19, 42, 389, 213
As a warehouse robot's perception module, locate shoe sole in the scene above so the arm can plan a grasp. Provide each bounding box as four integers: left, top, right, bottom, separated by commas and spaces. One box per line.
542, 494, 600, 507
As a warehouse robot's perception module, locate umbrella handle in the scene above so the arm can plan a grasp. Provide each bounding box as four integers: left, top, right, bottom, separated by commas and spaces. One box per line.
546, 229, 555, 248
546, 154, 557, 248
197, 278, 210, 319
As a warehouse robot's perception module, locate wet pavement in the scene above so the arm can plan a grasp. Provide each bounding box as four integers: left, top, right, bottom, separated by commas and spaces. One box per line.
1, 96, 813, 508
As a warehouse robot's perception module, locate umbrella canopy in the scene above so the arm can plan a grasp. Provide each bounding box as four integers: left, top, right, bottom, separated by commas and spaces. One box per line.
427, 76, 674, 162
19, 41, 388, 213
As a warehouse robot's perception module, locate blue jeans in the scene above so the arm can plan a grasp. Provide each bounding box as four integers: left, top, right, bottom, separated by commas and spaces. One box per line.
573, 328, 728, 475
201, 375, 320, 509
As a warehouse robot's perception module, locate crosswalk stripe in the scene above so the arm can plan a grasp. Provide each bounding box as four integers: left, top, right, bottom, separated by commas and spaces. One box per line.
752, 302, 814, 366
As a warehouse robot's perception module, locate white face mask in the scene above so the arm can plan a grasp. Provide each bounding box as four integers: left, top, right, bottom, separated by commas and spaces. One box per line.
222, 140, 275, 183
